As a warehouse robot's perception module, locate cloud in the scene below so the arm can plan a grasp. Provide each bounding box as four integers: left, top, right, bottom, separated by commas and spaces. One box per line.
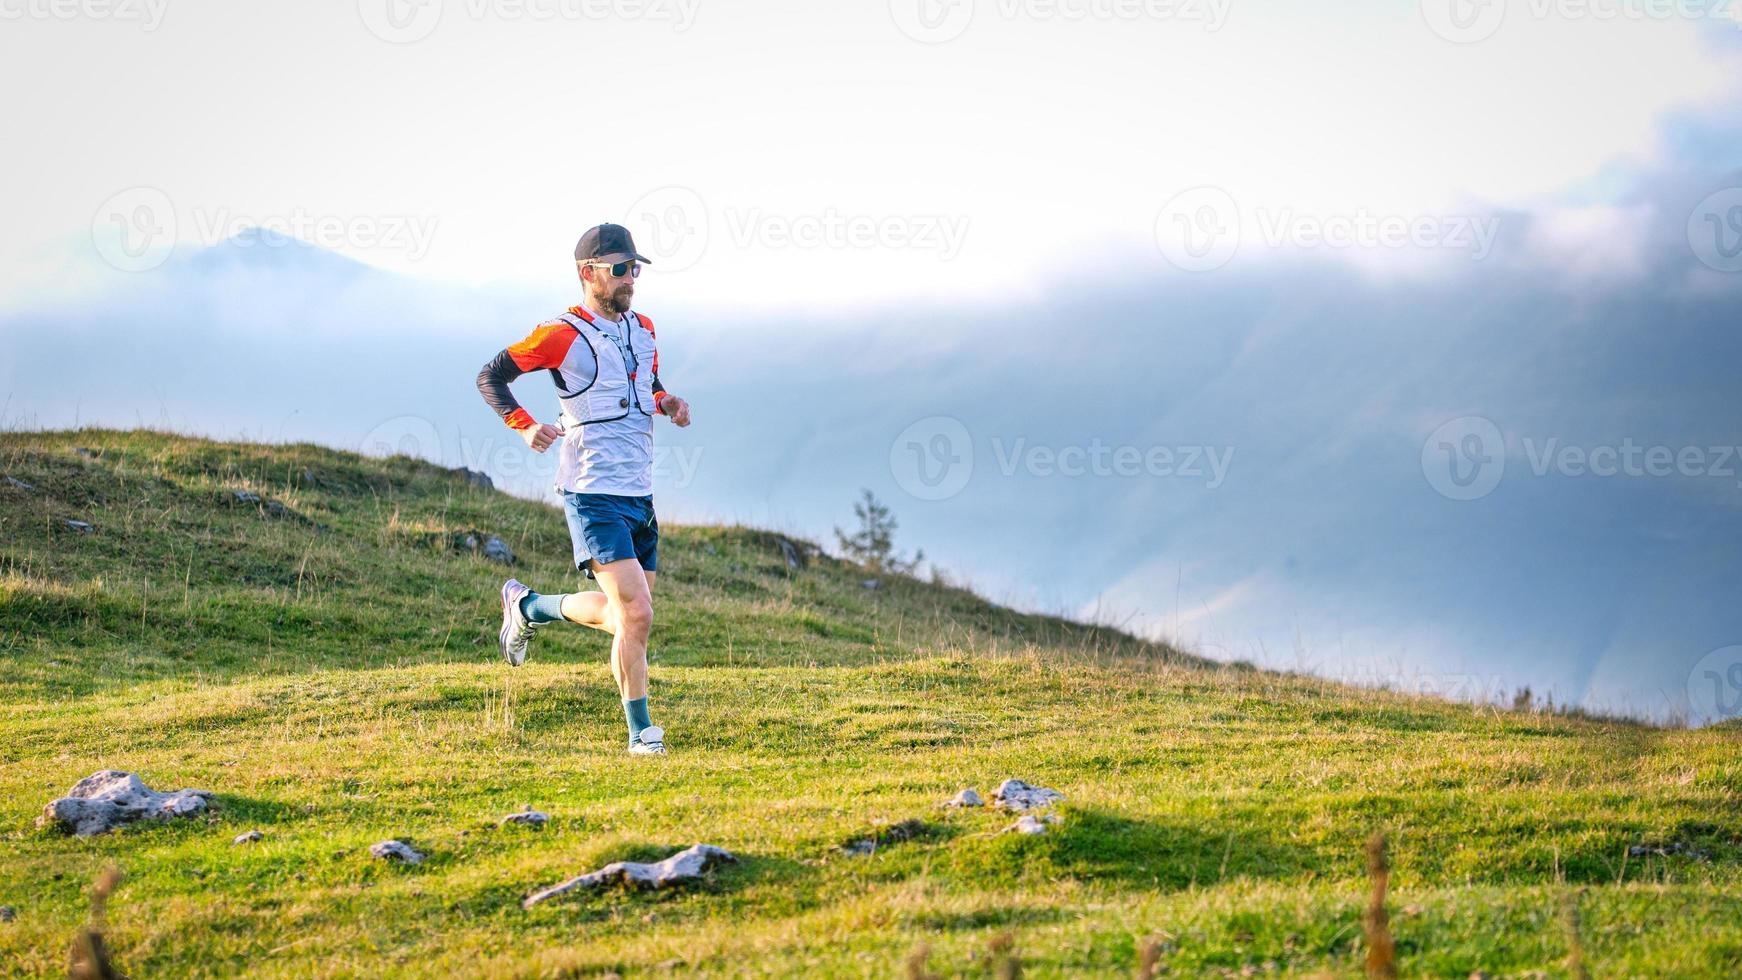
6, 6, 1742, 312
1518, 204, 1660, 282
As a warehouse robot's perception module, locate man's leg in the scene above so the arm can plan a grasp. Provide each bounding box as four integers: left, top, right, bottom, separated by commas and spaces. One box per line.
592, 558, 653, 698
558, 591, 612, 633
589, 557, 665, 751
559, 569, 656, 634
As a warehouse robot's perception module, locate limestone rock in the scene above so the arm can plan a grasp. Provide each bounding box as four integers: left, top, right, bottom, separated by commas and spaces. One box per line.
3, 475, 33, 492
944, 788, 984, 808
63, 519, 94, 534
501, 805, 550, 828
233, 830, 264, 845
482, 535, 516, 565
38, 771, 212, 836
1001, 813, 1062, 836
1629, 842, 1711, 860
227, 489, 301, 522
370, 840, 424, 864
522, 844, 736, 907
992, 779, 1063, 812
459, 467, 494, 490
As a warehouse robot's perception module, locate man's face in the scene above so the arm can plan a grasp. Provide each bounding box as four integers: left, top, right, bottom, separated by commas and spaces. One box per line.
583, 259, 637, 312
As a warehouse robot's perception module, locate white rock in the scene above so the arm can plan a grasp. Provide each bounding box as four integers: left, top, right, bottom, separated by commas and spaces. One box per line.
500, 805, 550, 828
992, 778, 1063, 812
1002, 813, 1062, 835
38, 771, 212, 837
944, 788, 984, 808
483, 535, 516, 565
370, 840, 424, 864
523, 844, 736, 907
233, 830, 264, 845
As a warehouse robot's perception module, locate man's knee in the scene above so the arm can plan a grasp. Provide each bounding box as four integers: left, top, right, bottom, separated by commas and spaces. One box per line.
617, 595, 654, 635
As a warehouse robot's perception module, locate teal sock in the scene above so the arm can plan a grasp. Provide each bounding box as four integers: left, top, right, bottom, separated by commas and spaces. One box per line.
623, 697, 652, 742
518, 592, 568, 625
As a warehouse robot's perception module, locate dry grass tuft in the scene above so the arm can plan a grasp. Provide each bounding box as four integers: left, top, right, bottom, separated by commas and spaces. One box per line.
1563, 888, 1591, 980
67, 866, 124, 980
989, 929, 1022, 979
1135, 935, 1166, 979
903, 941, 939, 980
1363, 832, 1396, 979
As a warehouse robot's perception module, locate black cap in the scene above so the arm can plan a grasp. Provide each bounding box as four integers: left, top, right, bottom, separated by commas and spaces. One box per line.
574, 223, 652, 264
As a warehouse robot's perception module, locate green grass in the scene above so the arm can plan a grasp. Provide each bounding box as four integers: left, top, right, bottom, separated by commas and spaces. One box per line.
1, 428, 1739, 978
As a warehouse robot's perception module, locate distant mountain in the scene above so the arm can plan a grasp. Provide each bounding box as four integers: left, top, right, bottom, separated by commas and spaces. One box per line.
175, 227, 377, 282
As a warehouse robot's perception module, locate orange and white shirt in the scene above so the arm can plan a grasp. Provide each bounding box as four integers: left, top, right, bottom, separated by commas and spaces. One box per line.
477, 304, 668, 496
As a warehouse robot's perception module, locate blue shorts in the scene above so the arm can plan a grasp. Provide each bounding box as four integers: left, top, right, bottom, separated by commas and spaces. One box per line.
561, 491, 658, 578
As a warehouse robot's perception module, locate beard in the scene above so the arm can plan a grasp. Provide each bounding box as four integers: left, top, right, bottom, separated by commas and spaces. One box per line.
594, 282, 634, 315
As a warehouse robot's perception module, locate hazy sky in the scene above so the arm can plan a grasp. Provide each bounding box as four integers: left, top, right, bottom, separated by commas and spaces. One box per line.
4, 0, 1741, 311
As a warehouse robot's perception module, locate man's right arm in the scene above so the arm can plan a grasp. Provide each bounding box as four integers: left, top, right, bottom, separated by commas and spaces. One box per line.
476, 320, 575, 451
475, 348, 538, 430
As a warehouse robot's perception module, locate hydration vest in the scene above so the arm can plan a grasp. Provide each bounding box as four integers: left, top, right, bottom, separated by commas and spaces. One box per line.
552, 307, 658, 428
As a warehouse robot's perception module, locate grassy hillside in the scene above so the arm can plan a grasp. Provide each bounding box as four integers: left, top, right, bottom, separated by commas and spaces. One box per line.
1, 429, 1739, 978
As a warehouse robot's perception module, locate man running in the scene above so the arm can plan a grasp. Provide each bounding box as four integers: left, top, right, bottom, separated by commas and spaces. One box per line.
475, 222, 692, 756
